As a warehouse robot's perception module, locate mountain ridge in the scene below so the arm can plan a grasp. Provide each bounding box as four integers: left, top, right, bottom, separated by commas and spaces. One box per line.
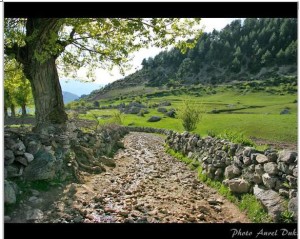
82, 18, 297, 101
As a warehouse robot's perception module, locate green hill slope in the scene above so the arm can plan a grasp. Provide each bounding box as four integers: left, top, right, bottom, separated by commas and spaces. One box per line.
83, 18, 297, 101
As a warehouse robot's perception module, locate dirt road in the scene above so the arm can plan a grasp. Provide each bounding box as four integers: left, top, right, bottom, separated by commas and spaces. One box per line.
7, 132, 250, 223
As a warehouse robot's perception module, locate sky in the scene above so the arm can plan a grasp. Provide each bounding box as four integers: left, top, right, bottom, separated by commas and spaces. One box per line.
76, 18, 240, 86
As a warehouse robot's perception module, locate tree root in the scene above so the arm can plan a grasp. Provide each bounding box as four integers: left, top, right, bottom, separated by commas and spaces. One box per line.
69, 145, 107, 183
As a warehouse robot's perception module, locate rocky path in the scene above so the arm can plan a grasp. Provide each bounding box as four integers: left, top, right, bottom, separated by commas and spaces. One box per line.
7, 132, 250, 223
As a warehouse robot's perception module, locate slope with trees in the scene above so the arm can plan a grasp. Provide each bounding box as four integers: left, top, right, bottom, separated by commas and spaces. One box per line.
86, 18, 297, 100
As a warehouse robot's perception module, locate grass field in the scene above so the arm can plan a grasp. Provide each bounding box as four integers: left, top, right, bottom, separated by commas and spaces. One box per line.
76, 85, 297, 147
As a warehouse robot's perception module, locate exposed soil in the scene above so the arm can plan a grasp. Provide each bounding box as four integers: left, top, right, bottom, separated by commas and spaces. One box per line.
250, 136, 297, 151
6, 132, 250, 223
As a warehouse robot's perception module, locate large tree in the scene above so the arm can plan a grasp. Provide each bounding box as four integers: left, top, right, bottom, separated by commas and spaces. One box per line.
4, 18, 202, 131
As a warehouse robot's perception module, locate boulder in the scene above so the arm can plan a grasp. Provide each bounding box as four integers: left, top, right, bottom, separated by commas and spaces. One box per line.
215, 168, 223, 178
147, 116, 161, 122
289, 189, 297, 199
267, 152, 278, 162
4, 149, 15, 165
6, 165, 21, 178
24, 150, 57, 181
27, 141, 41, 155
159, 101, 171, 106
165, 110, 176, 118
280, 109, 290, 115
243, 147, 255, 157
262, 173, 277, 189
243, 157, 252, 166
253, 185, 285, 222
4, 180, 17, 204
224, 165, 241, 179
252, 173, 262, 184
256, 154, 269, 164
157, 107, 168, 113
224, 178, 250, 193
277, 162, 290, 174
26, 209, 44, 221
288, 197, 298, 221
127, 106, 141, 114
279, 189, 289, 198
292, 168, 297, 177
233, 156, 243, 168
264, 162, 278, 175
278, 150, 297, 164
286, 175, 297, 188
15, 156, 28, 166
24, 152, 34, 163
12, 140, 26, 155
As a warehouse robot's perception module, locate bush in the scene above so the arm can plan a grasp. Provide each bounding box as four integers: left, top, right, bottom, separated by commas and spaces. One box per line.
218, 130, 255, 147
178, 99, 201, 132
111, 111, 124, 125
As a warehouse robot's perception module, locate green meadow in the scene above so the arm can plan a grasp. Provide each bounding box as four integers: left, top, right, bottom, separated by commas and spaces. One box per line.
74, 84, 297, 146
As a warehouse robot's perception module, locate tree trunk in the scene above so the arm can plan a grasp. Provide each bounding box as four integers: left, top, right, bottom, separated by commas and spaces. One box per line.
10, 104, 16, 117
18, 18, 68, 131
25, 57, 68, 130
21, 104, 27, 116
4, 105, 8, 118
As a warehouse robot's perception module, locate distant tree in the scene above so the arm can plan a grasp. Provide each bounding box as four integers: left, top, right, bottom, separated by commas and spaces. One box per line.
231, 57, 241, 73
261, 50, 272, 66
276, 49, 286, 64
4, 58, 32, 117
176, 58, 193, 80
285, 40, 297, 63
93, 101, 100, 108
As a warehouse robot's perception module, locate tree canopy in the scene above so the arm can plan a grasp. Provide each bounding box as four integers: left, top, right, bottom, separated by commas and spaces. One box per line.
5, 18, 202, 79
4, 18, 202, 129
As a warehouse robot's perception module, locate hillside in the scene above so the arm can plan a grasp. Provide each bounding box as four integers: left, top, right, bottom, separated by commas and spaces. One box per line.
83, 18, 297, 101
62, 91, 79, 104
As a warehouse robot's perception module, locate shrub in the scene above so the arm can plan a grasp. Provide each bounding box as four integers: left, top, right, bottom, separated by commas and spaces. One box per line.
218, 130, 255, 147
111, 111, 124, 125
178, 99, 201, 132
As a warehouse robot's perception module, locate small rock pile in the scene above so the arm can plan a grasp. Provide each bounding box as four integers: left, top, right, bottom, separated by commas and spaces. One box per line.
166, 131, 298, 222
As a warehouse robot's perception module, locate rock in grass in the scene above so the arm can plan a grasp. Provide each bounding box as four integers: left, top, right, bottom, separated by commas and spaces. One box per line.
253, 185, 285, 222
4, 180, 17, 204
147, 116, 161, 122
224, 178, 250, 193
288, 197, 298, 221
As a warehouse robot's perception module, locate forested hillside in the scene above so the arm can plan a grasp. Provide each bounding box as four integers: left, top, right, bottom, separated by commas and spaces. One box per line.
87, 18, 297, 99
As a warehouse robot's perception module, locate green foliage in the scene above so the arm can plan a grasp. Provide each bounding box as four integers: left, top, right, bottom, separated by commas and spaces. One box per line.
4, 58, 33, 115
5, 18, 202, 80
218, 130, 255, 147
137, 18, 297, 87
280, 210, 295, 223
165, 147, 192, 164
110, 111, 124, 125
178, 99, 201, 132
239, 194, 272, 222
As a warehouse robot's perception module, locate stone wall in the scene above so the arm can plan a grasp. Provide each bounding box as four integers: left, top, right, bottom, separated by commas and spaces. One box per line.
165, 130, 298, 222
4, 123, 128, 205
122, 126, 171, 135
